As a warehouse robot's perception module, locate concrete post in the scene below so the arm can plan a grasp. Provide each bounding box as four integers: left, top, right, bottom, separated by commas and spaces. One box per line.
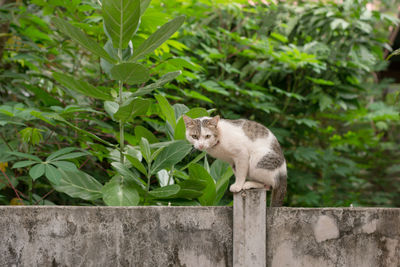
233, 189, 267, 267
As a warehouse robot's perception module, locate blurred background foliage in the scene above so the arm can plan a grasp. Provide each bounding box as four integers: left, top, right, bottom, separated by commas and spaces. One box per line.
0, 0, 399, 207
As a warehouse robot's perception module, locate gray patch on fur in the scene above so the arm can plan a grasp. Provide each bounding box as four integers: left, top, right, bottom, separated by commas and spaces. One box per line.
226, 119, 245, 127
201, 119, 219, 137
256, 139, 284, 170
186, 119, 201, 136
242, 120, 269, 141
226, 119, 269, 141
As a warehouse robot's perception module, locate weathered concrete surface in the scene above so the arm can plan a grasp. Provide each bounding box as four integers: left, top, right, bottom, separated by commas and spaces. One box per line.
0, 206, 233, 267
1, 205, 400, 267
233, 189, 266, 267
267, 207, 400, 267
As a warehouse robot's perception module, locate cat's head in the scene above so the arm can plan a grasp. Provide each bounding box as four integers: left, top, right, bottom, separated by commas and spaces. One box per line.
182, 115, 220, 151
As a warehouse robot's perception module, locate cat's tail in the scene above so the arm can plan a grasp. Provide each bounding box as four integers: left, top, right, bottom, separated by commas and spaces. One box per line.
270, 172, 287, 207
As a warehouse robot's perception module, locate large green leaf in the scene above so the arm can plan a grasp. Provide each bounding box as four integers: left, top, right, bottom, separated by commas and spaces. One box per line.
53, 72, 113, 101
51, 161, 78, 171
214, 165, 234, 205
46, 147, 77, 161
132, 71, 181, 97
7, 151, 41, 162
174, 179, 207, 199
135, 126, 159, 144
45, 164, 62, 185
128, 16, 185, 61
114, 97, 151, 122
189, 163, 216, 206
174, 117, 186, 140
139, 137, 151, 164
111, 162, 146, 191
151, 140, 192, 174
110, 63, 150, 85
102, 176, 139, 206
155, 94, 176, 128
29, 163, 45, 180
185, 108, 209, 118
102, 0, 140, 49
148, 184, 180, 199
49, 152, 87, 161
126, 155, 147, 176
12, 160, 37, 169
52, 169, 103, 201
51, 17, 116, 63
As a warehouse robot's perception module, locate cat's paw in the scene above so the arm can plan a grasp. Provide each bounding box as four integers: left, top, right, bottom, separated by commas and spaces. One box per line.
230, 183, 243, 193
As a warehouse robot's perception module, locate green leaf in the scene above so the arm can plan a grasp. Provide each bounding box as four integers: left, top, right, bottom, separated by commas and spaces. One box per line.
306, 77, 335, 86
189, 163, 216, 206
50, 114, 115, 147
102, 0, 140, 49
175, 179, 207, 199
114, 97, 151, 122
29, 163, 45, 180
132, 71, 181, 97
50, 152, 87, 161
151, 140, 192, 174
102, 176, 140, 206
126, 155, 147, 176
185, 108, 210, 118
181, 151, 206, 171
46, 147, 81, 161
210, 160, 231, 182
12, 160, 37, 169
111, 162, 146, 191
45, 164, 62, 185
104, 101, 119, 121
140, 0, 151, 15
7, 151, 41, 162
53, 72, 113, 101
155, 94, 176, 128
174, 117, 186, 140
129, 16, 185, 61
200, 80, 229, 96
53, 169, 103, 201
135, 126, 158, 144
51, 17, 116, 63
110, 63, 150, 85
214, 166, 234, 205
148, 184, 180, 199
51, 161, 78, 171
319, 94, 333, 111
139, 137, 151, 164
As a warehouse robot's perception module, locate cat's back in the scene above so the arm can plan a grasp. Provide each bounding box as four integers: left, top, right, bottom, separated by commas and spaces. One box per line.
220, 119, 270, 141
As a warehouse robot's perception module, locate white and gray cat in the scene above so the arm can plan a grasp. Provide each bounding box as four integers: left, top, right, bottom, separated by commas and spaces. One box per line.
183, 115, 287, 206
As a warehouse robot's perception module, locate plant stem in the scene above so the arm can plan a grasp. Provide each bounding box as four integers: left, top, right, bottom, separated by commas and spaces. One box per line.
29, 179, 33, 205
117, 46, 125, 164
0, 169, 22, 203
119, 119, 124, 163
0, 133, 13, 151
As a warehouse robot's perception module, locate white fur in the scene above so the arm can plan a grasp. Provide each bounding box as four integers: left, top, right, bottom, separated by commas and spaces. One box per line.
187, 118, 286, 192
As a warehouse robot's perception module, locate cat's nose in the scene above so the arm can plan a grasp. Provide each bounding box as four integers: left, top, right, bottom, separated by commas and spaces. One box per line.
198, 144, 204, 150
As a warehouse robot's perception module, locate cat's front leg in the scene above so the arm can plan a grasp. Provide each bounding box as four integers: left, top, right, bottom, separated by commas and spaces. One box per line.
229, 156, 249, 193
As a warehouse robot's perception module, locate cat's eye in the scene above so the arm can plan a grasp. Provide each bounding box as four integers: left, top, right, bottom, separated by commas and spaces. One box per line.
191, 135, 199, 139
205, 134, 211, 139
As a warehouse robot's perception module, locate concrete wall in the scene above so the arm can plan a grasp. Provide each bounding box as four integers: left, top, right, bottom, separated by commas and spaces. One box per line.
267, 208, 400, 267
0, 205, 399, 267
0, 206, 233, 267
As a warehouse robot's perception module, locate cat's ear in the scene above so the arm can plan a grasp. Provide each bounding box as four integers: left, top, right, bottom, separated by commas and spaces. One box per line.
210, 115, 220, 125
182, 115, 193, 126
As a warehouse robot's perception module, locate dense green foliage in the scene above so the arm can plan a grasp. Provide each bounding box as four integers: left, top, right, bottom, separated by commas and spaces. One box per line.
0, 0, 399, 207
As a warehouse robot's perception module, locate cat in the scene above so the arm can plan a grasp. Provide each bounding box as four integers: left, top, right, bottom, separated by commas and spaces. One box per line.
183, 115, 287, 206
